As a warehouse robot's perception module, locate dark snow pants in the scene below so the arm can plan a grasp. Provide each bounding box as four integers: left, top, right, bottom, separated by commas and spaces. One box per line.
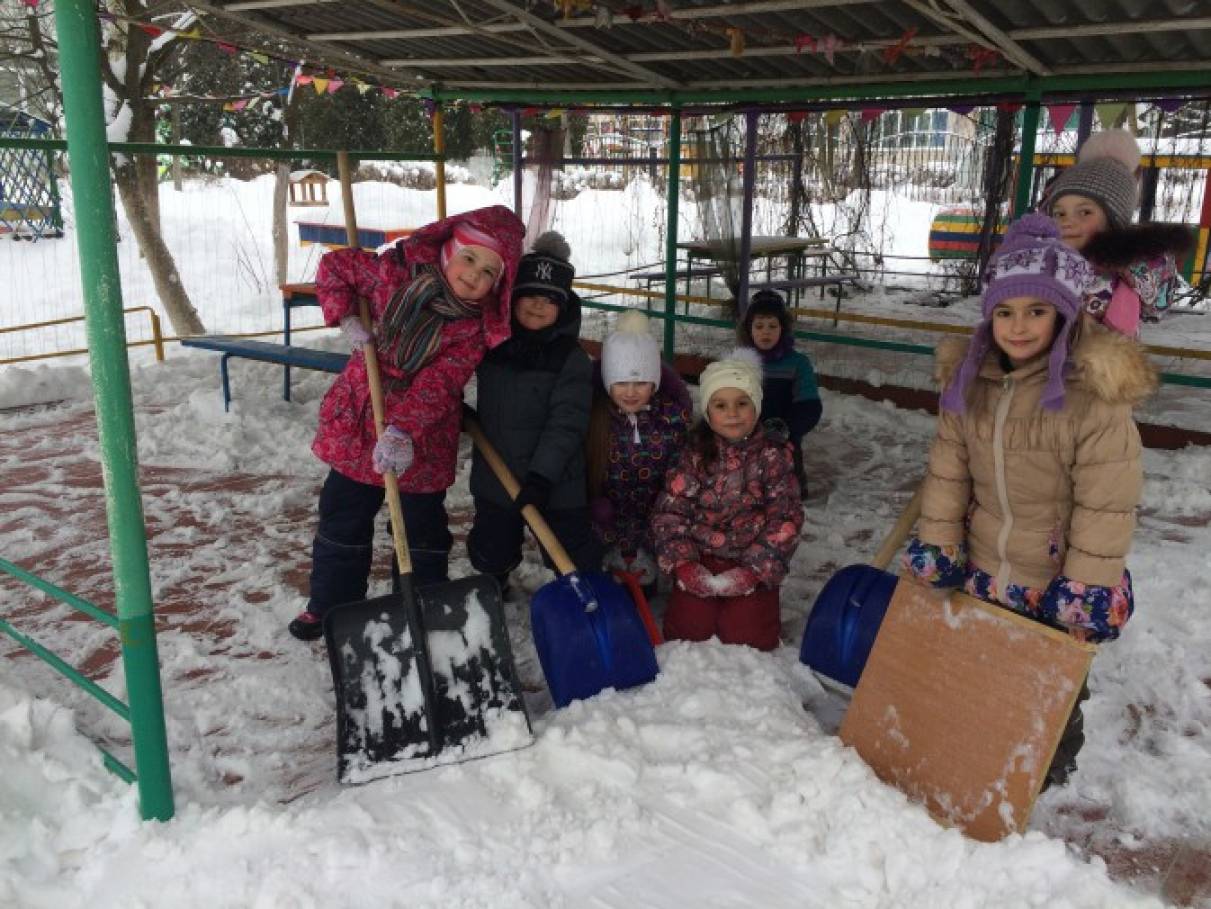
467, 497, 603, 580
1044, 679, 1090, 790
306, 468, 452, 617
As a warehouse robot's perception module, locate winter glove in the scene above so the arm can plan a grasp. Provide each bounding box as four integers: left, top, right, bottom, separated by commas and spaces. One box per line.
605, 546, 658, 586
371, 425, 414, 475
711, 566, 759, 598
339, 314, 372, 349
674, 561, 716, 599
762, 417, 790, 444
1039, 573, 1133, 644
903, 538, 967, 589
602, 546, 629, 575
627, 548, 658, 587
513, 472, 553, 513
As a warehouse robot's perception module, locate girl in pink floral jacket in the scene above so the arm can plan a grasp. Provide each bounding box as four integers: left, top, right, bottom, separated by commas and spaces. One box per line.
651, 349, 803, 651
289, 205, 525, 641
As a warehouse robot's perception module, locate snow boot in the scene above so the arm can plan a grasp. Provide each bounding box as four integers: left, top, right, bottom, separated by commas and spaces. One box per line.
288, 610, 324, 642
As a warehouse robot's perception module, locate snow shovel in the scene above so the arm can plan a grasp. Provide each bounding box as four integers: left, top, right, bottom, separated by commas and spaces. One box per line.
799, 484, 923, 691
322, 154, 532, 784
463, 413, 658, 708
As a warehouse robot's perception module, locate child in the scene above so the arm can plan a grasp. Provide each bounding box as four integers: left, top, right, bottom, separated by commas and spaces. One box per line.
466, 231, 602, 589
288, 205, 525, 641
651, 348, 804, 651
904, 213, 1157, 787
586, 310, 692, 585
738, 289, 823, 496
1044, 129, 1191, 337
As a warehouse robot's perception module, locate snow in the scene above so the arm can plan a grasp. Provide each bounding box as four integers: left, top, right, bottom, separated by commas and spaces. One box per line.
1, 172, 1210, 907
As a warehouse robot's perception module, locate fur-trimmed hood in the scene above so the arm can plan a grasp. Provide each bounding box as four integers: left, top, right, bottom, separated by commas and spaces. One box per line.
1082, 222, 1193, 270
935, 317, 1157, 407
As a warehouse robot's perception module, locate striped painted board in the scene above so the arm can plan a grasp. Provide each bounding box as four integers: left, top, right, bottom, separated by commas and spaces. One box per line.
928, 208, 1006, 261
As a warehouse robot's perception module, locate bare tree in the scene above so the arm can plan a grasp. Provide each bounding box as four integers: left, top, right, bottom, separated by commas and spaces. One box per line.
100, 3, 205, 336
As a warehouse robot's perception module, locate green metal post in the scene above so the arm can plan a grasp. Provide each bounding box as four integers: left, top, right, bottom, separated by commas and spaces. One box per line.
663, 108, 682, 358
53, 0, 174, 821
1013, 94, 1042, 220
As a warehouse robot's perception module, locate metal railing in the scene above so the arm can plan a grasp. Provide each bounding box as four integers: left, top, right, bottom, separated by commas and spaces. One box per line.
0, 306, 165, 365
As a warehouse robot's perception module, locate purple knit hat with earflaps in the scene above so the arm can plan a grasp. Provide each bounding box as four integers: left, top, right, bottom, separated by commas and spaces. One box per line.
940, 213, 1092, 414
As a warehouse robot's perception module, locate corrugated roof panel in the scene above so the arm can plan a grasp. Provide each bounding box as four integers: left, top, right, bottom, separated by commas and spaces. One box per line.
199, 0, 1211, 96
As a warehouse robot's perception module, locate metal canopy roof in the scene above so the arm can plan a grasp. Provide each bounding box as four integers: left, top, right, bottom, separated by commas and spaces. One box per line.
190, 0, 1211, 103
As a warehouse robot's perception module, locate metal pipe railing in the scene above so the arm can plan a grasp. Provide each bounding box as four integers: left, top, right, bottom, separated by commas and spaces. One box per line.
0, 306, 165, 365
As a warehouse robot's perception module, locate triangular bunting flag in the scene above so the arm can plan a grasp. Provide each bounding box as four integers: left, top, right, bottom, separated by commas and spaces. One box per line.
312, 77, 329, 95
1047, 103, 1077, 134
327, 79, 343, 94
949, 104, 975, 116
250, 52, 269, 65
1155, 97, 1185, 114
382, 87, 399, 99
825, 109, 846, 127
860, 107, 886, 123
787, 110, 808, 123
1096, 102, 1127, 129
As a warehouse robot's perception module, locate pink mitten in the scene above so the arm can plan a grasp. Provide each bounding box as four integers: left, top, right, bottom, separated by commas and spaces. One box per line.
371, 426, 414, 475
674, 562, 715, 598
1103, 280, 1141, 338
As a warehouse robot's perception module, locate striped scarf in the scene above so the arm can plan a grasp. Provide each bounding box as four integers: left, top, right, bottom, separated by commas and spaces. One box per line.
379, 263, 480, 373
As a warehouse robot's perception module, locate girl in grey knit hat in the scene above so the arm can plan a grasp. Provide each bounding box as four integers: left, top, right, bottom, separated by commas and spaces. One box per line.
1044, 129, 1191, 337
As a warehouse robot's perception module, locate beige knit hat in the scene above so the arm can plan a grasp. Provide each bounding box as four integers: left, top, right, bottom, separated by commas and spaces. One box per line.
699, 347, 764, 413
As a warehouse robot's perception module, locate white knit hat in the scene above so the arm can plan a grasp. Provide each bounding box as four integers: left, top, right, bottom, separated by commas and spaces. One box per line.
602, 310, 661, 389
699, 347, 763, 413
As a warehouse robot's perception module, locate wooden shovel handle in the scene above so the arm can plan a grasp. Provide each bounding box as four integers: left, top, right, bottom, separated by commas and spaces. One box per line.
338, 151, 412, 577
871, 483, 924, 572
462, 414, 578, 578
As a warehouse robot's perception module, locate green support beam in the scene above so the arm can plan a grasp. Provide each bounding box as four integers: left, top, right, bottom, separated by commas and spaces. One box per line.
1013, 94, 1042, 219
427, 70, 1211, 107
54, 0, 174, 822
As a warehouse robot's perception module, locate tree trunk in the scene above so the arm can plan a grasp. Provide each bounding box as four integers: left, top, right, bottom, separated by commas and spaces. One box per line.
114, 161, 206, 336
273, 162, 290, 287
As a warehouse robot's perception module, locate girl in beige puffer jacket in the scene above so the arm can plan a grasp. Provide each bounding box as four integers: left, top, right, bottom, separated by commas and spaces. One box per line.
905, 214, 1157, 644
904, 214, 1157, 790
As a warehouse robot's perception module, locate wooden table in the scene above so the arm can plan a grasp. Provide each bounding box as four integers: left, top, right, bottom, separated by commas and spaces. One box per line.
677, 236, 841, 306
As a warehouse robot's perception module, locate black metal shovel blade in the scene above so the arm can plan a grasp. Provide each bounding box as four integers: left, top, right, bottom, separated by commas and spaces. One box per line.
323, 574, 532, 784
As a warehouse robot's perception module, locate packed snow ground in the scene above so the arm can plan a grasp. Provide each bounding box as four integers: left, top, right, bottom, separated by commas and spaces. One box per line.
1, 175, 1210, 907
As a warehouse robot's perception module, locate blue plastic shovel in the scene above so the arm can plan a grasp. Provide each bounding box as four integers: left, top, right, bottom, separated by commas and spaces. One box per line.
800, 485, 923, 691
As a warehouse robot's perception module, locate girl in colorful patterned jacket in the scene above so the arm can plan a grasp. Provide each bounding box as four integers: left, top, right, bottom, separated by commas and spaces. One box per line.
651, 348, 804, 651
288, 205, 525, 641
904, 213, 1157, 787
1043, 129, 1191, 337
586, 310, 692, 588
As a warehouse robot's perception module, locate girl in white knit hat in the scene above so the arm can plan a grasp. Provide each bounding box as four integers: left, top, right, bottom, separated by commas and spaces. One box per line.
586, 310, 692, 588
650, 348, 804, 651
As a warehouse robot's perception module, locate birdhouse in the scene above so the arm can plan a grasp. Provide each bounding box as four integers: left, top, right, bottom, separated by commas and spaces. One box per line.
289, 170, 329, 207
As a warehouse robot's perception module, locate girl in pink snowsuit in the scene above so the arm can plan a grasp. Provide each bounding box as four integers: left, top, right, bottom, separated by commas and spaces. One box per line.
651, 348, 803, 651
289, 206, 525, 641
